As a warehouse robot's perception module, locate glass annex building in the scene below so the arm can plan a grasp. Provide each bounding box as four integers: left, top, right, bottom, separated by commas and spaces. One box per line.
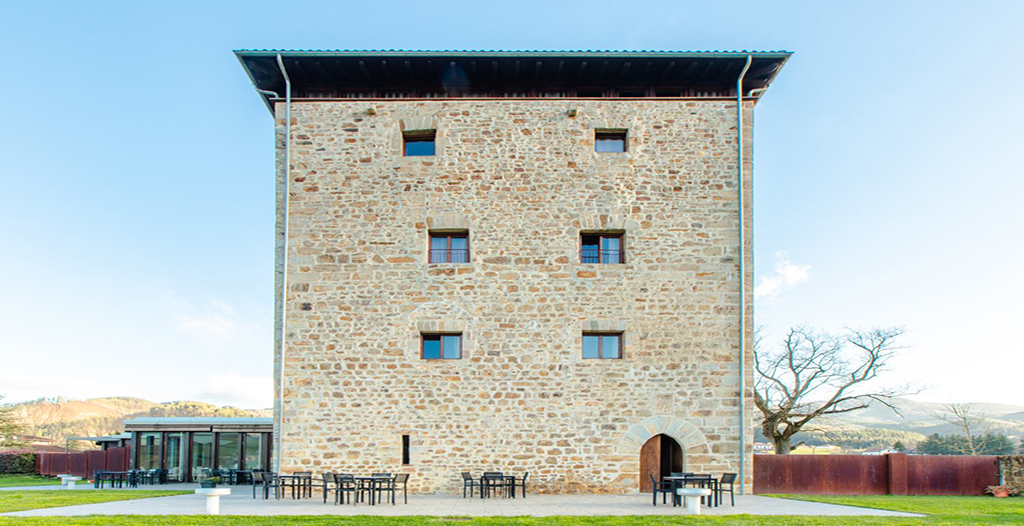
125, 417, 272, 482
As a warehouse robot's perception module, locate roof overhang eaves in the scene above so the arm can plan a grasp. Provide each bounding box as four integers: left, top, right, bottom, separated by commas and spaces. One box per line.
233, 49, 792, 59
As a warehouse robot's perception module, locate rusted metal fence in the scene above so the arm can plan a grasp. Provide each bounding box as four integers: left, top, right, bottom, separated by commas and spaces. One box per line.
754, 453, 999, 495
36, 447, 131, 479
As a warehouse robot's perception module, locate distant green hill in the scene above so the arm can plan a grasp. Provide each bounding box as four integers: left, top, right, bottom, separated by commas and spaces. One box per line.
754, 397, 1024, 450
10, 397, 271, 448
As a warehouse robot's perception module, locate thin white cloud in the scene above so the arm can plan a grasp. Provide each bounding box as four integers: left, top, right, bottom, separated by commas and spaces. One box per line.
199, 371, 273, 409
174, 300, 261, 351
755, 252, 811, 302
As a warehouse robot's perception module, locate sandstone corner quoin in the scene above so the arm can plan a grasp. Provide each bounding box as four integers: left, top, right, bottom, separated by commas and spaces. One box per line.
235, 50, 791, 494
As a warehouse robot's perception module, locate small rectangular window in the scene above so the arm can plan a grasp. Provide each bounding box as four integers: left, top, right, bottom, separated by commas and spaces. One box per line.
581, 233, 623, 264
402, 435, 411, 465
403, 130, 436, 156
422, 333, 462, 360
429, 232, 469, 263
595, 129, 627, 152
583, 333, 622, 359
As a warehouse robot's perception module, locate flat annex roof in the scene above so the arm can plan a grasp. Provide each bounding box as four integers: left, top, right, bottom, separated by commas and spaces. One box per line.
235, 49, 792, 113
123, 417, 272, 432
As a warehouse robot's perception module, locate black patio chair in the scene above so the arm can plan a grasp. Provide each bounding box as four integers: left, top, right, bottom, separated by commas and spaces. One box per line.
255, 471, 282, 500
321, 472, 337, 504
461, 472, 481, 498
251, 471, 263, 499
649, 473, 676, 507
333, 474, 356, 505
393, 474, 410, 504
376, 475, 399, 505
482, 472, 505, 498
718, 473, 737, 506
510, 472, 529, 498
92, 470, 106, 489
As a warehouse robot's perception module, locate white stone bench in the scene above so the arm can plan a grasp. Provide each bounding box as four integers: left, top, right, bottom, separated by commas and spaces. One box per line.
57, 475, 82, 490
676, 487, 712, 515
195, 488, 231, 515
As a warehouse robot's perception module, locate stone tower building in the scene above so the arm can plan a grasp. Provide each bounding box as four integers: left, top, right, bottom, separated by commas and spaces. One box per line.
236, 50, 790, 494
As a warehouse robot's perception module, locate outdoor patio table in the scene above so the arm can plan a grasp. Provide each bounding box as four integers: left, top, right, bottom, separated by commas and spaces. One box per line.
479, 475, 513, 499
277, 474, 313, 499
664, 476, 719, 508
354, 476, 392, 505
96, 471, 131, 489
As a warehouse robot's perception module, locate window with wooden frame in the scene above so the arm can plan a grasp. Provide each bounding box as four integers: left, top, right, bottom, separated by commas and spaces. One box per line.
595, 129, 627, 152
429, 232, 469, 263
403, 129, 436, 156
582, 332, 623, 359
580, 233, 624, 264
421, 333, 462, 360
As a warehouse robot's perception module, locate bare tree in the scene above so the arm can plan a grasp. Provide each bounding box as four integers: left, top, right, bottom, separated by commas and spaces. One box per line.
753, 326, 911, 454
0, 395, 25, 448
935, 403, 994, 455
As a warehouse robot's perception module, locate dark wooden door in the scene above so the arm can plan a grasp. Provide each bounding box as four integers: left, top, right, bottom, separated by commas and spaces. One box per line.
639, 434, 662, 492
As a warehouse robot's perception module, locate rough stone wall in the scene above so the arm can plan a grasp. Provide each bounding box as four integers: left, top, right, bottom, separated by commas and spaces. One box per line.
272, 99, 755, 493
999, 456, 1024, 488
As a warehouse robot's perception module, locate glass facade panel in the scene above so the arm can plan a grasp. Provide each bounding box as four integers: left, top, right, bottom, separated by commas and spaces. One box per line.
137, 432, 161, 470
217, 433, 240, 470
244, 433, 263, 471
191, 432, 214, 480
164, 433, 185, 481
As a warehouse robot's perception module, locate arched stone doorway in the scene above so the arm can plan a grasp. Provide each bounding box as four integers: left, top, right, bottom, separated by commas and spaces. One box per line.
639, 434, 683, 492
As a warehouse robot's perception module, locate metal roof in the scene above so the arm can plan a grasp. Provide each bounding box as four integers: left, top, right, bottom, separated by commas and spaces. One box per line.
124, 417, 272, 425
235, 49, 792, 113
66, 433, 130, 442
235, 49, 791, 58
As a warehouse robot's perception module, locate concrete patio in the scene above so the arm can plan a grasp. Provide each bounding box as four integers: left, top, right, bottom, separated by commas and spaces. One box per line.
2, 483, 921, 517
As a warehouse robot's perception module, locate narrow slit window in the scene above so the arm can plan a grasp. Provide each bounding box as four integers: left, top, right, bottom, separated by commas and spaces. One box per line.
422, 333, 462, 360
402, 435, 411, 465
595, 129, 627, 152
582, 332, 623, 359
403, 130, 436, 156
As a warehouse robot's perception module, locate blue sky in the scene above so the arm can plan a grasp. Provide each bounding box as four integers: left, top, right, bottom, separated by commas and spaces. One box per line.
1, 1, 1021, 408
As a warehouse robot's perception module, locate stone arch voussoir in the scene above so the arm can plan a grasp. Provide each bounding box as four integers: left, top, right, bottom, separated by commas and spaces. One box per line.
616, 416, 711, 461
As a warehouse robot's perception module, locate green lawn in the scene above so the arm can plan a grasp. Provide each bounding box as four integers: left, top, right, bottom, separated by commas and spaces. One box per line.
0, 494, 1019, 525
0, 490, 188, 514
772, 494, 1024, 524
0, 476, 60, 489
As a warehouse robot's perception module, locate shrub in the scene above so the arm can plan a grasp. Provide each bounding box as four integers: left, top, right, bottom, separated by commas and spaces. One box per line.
0, 450, 36, 474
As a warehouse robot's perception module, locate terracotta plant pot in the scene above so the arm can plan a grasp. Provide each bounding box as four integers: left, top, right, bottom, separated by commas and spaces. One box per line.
993, 489, 1009, 498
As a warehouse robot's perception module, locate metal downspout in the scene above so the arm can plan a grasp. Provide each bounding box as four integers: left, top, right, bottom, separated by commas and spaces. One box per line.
274, 53, 291, 476
736, 54, 752, 494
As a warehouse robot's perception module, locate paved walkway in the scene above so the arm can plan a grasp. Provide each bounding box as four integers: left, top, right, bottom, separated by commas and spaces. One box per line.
2, 484, 921, 517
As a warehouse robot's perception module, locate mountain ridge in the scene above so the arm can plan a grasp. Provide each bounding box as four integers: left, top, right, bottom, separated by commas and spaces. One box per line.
9, 397, 271, 447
